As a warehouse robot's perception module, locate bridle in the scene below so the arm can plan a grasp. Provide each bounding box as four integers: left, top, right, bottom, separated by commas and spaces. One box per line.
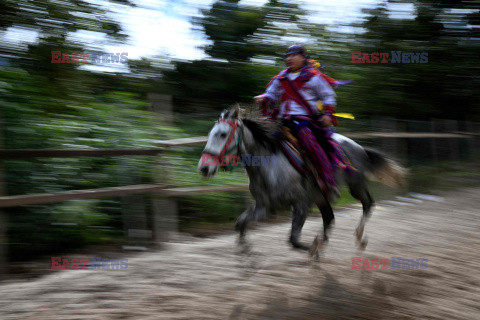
202, 118, 242, 162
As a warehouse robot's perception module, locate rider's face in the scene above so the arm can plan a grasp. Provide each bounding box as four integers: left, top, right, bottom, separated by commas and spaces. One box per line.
285, 53, 305, 72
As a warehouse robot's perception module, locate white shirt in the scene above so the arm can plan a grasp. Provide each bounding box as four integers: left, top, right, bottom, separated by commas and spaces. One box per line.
287, 71, 301, 81
286, 71, 306, 115
264, 70, 336, 118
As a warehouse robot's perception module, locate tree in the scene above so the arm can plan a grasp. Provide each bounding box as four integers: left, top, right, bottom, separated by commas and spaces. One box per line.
346, 0, 480, 120
162, 0, 314, 111
0, 0, 172, 260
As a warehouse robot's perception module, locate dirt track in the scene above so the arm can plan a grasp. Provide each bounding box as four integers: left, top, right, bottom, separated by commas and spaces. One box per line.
0, 187, 479, 319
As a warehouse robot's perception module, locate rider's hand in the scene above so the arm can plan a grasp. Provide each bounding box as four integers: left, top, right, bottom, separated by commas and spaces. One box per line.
320, 114, 333, 127
322, 105, 337, 126
254, 95, 266, 105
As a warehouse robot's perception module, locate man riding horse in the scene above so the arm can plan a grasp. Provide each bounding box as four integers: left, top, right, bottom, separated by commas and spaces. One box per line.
254, 45, 351, 199
198, 45, 404, 253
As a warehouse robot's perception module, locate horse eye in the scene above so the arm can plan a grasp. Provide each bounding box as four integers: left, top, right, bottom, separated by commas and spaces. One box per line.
220, 133, 227, 138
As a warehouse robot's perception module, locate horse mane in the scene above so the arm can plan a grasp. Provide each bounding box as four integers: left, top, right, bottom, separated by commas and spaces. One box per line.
221, 104, 281, 152
240, 115, 281, 153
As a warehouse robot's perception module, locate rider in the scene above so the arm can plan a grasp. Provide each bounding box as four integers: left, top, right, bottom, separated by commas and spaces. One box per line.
254, 45, 340, 197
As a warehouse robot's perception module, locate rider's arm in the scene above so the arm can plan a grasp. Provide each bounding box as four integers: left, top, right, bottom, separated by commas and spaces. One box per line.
312, 74, 337, 126
311, 75, 337, 108
258, 78, 282, 119
260, 78, 282, 106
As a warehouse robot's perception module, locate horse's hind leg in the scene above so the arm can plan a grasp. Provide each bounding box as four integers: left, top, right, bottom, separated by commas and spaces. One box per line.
310, 201, 335, 257
290, 204, 309, 250
349, 180, 374, 249
319, 202, 335, 242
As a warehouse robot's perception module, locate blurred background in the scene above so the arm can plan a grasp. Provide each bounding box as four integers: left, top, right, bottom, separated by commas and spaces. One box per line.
0, 0, 479, 273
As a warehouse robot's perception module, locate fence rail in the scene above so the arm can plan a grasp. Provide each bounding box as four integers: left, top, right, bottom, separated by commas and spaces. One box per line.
0, 148, 163, 159
0, 127, 479, 276
0, 184, 250, 208
0, 131, 476, 207
0, 132, 473, 160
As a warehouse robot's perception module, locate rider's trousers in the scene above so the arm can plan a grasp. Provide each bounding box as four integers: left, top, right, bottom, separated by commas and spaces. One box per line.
292, 120, 336, 189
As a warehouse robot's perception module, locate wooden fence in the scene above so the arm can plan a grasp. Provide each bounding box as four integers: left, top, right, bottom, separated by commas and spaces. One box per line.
0, 125, 478, 276
1, 131, 475, 205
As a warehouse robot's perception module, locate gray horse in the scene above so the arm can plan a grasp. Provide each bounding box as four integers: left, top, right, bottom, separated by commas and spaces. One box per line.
198, 106, 405, 255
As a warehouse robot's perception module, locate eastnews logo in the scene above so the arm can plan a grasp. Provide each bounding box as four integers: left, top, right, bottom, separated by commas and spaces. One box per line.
200, 154, 279, 167
351, 51, 428, 63
51, 257, 128, 270
351, 257, 429, 270
51, 51, 128, 64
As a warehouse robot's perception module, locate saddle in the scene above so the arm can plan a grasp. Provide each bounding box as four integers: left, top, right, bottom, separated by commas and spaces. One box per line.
279, 125, 357, 194
279, 126, 328, 191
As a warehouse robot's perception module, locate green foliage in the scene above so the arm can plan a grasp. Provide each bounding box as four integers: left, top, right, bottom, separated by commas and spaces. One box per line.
2, 0, 480, 262
344, 0, 480, 120
1, 76, 171, 259
197, 0, 267, 61
163, 0, 310, 111
0, 0, 167, 260
178, 192, 248, 232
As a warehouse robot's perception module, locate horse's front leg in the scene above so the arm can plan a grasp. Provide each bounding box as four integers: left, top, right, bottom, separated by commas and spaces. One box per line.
290, 204, 310, 250
234, 201, 267, 240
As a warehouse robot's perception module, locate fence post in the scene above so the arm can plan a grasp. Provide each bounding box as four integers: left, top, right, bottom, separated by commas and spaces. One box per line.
465, 121, 477, 160
150, 148, 179, 245
395, 119, 408, 163
0, 111, 7, 277
147, 93, 173, 125
148, 94, 179, 245
445, 120, 460, 161
379, 117, 398, 157
473, 121, 480, 161
121, 173, 150, 249
430, 120, 438, 165
152, 196, 178, 244
431, 119, 448, 163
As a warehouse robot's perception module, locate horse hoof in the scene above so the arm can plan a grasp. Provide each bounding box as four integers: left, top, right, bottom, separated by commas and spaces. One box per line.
290, 239, 309, 251
355, 227, 365, 245
237, 235, 246, 245
237, 238, 252, 254
234, 220, 242, 232
235, 219, 247, 236
309, 235, 324, 257
360, 237, 368, 248
292, 243, 309, 251
356, 236, 368, 250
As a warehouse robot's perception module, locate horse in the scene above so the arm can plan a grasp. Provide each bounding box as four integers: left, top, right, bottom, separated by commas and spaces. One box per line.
197, 106, 405, 256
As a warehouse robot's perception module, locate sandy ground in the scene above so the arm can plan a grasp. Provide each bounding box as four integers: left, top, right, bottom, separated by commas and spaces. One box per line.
0, 187, 479, 319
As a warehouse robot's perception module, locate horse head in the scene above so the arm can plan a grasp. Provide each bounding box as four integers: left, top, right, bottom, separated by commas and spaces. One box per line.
197, 105, 243, 178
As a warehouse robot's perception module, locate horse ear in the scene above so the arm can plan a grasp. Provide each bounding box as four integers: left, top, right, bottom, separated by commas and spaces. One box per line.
232, 105, 240, 119
220, 109, 228, 120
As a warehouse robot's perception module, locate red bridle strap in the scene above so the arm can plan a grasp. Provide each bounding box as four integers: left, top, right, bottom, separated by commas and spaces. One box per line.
218, 119, 238, 159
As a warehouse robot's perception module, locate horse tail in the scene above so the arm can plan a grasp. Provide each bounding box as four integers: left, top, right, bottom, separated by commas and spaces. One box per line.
364, 148, 407, 188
